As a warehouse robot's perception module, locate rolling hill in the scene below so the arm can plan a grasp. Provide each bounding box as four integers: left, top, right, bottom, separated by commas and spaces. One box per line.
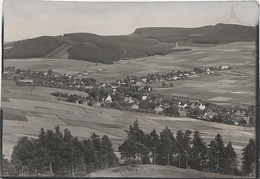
88, 164, 238, 178
4, 24, 256, 64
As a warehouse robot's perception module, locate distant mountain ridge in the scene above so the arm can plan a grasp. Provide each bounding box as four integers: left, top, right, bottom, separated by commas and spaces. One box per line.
4, 24, 256, 64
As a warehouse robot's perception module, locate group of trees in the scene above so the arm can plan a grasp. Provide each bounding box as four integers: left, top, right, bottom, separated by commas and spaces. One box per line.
3, 126, 118, 177
2, 121, 256, 177
118, 120, 256, 176
51, 92, 87, 104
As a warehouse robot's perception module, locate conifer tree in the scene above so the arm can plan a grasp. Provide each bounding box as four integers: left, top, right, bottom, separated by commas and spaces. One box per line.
207, 140, 218, 172
214, 133, 226, 172
10, 137, 37, 176
174, 130, 191, 168
242, 139, 255, 176
100, 135, 118, 168
189, 130, 208, 171
82, 139, 98, 172
118, 139, 137, 164
90, 132, 101, 152
147, 128, 159, 164
120, 120, 149, 164
156, 126, 174, 165
224, 141, 238, 175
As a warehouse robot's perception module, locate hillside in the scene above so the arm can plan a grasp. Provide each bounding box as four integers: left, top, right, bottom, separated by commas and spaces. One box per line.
4, 24, 256, 64
88, 164, 237, 178
4, 36, 65, 59
133, 23, 256, 44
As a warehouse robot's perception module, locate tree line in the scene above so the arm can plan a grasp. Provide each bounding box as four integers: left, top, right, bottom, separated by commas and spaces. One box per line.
2, 121, 256, 177
2, 126, 118, 177
118, 120, 256, 176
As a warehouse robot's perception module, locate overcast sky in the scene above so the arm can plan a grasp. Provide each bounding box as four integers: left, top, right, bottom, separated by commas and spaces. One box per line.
3, 0, 259, 42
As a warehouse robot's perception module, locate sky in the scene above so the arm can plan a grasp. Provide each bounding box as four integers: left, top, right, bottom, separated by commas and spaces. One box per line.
3, 0, 259, 42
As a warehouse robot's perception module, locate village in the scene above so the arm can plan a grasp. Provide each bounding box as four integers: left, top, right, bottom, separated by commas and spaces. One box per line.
2, 65, 255, 127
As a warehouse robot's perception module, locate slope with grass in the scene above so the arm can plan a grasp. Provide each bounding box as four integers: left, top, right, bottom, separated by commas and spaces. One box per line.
88, 164, 237, 178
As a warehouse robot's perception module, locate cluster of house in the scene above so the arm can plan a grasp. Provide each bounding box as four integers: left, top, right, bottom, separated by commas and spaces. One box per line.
6, 66, 252, 126
87, 86, 152, 108
114, 65, 232, 86
4, 64, 232, 92
60, 80, 252, 126
5, 69, 96, 90
153, 98, 251, 125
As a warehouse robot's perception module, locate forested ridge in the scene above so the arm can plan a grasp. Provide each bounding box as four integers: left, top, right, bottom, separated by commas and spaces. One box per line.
4, 24, 255, 64
2, 121, 256, 177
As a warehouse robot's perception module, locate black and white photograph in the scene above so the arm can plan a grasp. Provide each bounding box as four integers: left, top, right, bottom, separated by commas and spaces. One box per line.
1, 0, 258, 177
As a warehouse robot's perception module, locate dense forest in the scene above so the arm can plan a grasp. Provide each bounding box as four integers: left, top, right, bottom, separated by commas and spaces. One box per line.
2, 121, 256, 177
2, 126, 118, 177
118, 120, 255, 176
4, 37, 64, 59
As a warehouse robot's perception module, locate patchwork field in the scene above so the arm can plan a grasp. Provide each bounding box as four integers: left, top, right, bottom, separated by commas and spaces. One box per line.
2, 41, 256, 167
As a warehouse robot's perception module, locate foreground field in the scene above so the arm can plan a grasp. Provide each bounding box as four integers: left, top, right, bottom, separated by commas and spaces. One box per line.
88, 164, 237, 178
2, 95, 254, 165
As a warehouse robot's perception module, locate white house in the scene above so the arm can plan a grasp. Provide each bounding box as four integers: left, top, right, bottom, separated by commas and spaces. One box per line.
172, 76, 178, 81
199, 103, 206, 110
221, 66, 229, 70
142, 78, 147, 83
19, 79, 34, 83
142, 95, 148, 100
124, 96, 134, 103
93, 101, 101, 107
105, 95, 112, 103
178, 102, 187, 110
205, 68, 213, 75
154, 105, 164, 114
132, 102, 140, 109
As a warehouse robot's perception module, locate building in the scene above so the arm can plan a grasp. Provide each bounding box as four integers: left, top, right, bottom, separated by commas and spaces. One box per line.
19, 79, 34, 83
154, 105, 164, 114
105, 95, 112, 103
178, 102, 187, 110
199, 103, 206, 110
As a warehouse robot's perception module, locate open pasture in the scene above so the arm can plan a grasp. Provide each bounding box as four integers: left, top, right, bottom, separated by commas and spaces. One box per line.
2, 80, 89, 98
152, 64, 255, 105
